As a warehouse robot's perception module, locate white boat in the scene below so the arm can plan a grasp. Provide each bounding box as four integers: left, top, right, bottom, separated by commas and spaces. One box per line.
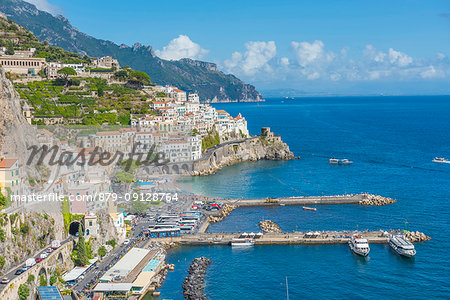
329, 158, 353, 165
302, 206, 317, 211
389, 234, 416, 257
348, 234, 370, 256
432, 157, 450, 164
231, 238, 254, 247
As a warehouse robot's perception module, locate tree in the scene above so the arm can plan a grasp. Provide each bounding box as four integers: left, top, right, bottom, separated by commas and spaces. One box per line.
57, 67, 77, 86
5, 44, 14, 55
0, 187, 6, 208
130, 71, 151, 85
98, 245, 107, 258
114, 70, 128, 80
18, 284, 30, 300
75, 226, 89, 266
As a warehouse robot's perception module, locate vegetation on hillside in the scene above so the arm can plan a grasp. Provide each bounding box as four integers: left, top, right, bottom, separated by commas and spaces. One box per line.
201, 128, 220, 152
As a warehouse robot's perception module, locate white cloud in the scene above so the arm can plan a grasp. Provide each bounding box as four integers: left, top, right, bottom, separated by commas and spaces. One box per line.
224, 41, 276, 76
280, 57, 289, 66
24, 0, 62, 15
363, 45, 386, 63
388, 48, 413, 67
222, 40, 450, 85
155, 35, 209, 61
291, 40, 325, 67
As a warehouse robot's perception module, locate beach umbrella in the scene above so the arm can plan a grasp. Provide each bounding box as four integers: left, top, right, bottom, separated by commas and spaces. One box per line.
306, 232, 313, 236
242, 232, 248, 236
249, 232, 255, 236
314, 231, 320, 235
257, 232, 263, 236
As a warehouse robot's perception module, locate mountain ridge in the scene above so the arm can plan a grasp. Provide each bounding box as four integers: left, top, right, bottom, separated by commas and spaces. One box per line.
0, 0, 263, 102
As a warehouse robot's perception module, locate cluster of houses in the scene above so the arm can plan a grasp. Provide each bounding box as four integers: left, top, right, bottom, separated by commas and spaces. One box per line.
132, 86, 249, 146
75, 85, 249, 163
0, 46, 119, 78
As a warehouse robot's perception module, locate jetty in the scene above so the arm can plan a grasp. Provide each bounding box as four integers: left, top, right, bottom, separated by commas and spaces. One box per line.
220, 193, 395, 207
150, 230, 429, 246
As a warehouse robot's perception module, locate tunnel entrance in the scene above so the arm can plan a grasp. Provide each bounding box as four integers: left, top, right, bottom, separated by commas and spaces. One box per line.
68, 221, 84, 236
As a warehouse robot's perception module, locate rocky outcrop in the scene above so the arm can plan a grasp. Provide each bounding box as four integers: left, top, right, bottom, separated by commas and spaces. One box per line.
0, 69, 39, 170
359, 194, 396, 206
193, 133, 295, 176
182, 257, 212, 300
208, 204, 237, 223
259, 220, 282, 233
406, 231, 431, 242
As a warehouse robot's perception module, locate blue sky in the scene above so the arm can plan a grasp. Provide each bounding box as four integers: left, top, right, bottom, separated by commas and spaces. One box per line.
27, 0, 450, 94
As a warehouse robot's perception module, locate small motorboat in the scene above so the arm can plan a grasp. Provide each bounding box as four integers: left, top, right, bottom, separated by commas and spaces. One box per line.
329, 158, 353, 165
432, 157, 450, 164
303, 206, 317, 211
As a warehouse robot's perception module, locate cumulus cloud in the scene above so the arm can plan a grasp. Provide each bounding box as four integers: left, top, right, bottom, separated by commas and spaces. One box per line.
363, 45, 386, 63
155, 35, 209, 61
388, 48, 413, 67
224, 41, 276, 76
222, 39, 449, 85
24, 0, 62, 15
291, 40, 326, 67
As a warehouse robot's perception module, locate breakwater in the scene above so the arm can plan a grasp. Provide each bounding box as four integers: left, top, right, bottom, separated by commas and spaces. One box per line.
208, 204, 237, 223
182, 257, 212, 300
220, 193, 395, 207
259, 220, 282, 233
175, 230, 430, 245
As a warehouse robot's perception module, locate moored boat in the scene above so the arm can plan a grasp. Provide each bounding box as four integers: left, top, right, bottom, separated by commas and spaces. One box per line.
389, 234, 416, 257
348, 234, 370, 256
231, 238, 254, 247
302, 206, 317, 211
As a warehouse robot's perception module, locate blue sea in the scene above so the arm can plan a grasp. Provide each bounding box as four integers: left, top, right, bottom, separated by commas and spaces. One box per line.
158, 96, 450, 299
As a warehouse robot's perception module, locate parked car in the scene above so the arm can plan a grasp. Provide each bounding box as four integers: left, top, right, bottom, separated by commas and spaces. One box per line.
40, 253, 48, 259
123, 239, 130, 245
35, 258, 43, 263
46, 248, 54, 253
1, 277, 9, 284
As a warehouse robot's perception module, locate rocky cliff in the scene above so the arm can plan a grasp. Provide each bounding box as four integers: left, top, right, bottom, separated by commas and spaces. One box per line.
0, 0, 263, 102
0, 212, 66, 273
193, 135, 295, 176
0, 69, 41, 184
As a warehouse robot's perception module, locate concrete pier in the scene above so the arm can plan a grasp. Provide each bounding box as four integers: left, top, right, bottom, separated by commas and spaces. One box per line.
220, 193, 395, 207
222, 194, 364, 207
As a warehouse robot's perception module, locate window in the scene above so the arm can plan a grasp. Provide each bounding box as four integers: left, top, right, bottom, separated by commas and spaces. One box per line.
89, 221, 93, 226
16, 170, 18, 175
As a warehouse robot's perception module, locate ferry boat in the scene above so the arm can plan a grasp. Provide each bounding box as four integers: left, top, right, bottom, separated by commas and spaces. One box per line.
348, 234, 370, 256
302, 206, 317, 211
432, 157, 450, 164
388, 234, 416, 257
231, 238, 254, 247
329, 158, 353, 165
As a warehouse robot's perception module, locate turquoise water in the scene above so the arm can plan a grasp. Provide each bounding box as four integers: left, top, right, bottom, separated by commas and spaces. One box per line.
160, 96, 450, 299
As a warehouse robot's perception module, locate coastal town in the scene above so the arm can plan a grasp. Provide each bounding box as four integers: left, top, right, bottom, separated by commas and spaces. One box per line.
0, 9, 436, 300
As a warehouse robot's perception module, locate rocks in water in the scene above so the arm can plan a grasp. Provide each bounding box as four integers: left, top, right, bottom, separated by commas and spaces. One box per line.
259, 220, 282, 233
208, 204, 237, 223
182, 257, 212, 300
406, 231, 431, 242
359, 194, 396, 206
